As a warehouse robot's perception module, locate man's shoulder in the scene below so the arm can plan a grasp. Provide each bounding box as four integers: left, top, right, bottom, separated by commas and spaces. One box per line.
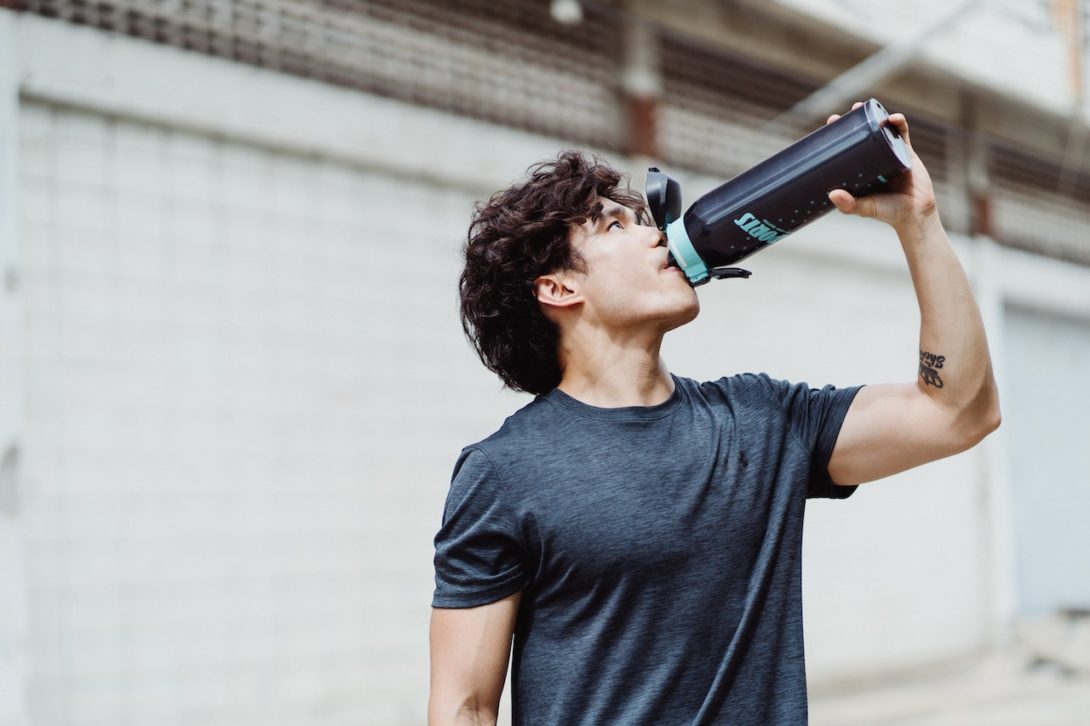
463, 393, 561, 456
686, 371, 784, 406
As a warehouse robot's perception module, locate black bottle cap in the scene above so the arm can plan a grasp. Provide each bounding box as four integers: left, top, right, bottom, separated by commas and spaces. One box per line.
646, 167, 682, 231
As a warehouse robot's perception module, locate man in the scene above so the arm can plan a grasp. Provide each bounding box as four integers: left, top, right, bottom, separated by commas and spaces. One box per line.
429, 104, 1001, 725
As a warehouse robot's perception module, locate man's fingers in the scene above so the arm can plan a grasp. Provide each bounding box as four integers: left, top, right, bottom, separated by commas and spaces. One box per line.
828, 189, 854, 212
889, 112, 912, 147
829, 189, 879, 219
829, 102, 863, 126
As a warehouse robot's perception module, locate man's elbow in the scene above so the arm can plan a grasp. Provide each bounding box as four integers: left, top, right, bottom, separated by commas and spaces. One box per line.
957, 400, 1002, 451
984, 402, 1002, 436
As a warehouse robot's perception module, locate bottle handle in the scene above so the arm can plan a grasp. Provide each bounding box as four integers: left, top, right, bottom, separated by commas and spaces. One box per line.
709, 266, 752, 280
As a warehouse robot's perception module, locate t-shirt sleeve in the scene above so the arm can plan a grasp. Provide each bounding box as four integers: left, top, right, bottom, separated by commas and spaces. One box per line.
432, 446, 529, 608
761, 374, 864, 500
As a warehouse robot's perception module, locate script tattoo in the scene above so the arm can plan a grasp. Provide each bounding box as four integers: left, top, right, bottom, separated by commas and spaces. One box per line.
919, 349, 946, 389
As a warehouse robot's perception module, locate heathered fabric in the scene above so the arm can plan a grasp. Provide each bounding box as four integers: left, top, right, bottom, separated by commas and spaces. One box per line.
432, 373, 863, 725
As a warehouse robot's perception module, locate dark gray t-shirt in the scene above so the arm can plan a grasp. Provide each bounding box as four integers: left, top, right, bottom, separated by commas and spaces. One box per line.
432, 373, 863, 725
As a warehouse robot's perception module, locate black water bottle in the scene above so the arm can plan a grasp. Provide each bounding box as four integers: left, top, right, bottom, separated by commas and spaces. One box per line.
647, 98, 912, 285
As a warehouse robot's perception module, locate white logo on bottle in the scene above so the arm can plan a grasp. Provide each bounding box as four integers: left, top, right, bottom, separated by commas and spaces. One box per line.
733, 212, 783, 244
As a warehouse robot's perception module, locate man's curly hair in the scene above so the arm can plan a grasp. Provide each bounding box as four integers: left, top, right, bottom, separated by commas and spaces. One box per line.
460, 150, 649, 396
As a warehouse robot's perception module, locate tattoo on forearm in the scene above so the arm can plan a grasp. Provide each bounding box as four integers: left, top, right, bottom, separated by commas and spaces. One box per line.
919, 349, 945, 389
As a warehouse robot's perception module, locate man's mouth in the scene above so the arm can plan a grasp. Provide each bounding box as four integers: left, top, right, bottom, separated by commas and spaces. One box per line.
659, 250, 674, 271
657, 236, 676, 270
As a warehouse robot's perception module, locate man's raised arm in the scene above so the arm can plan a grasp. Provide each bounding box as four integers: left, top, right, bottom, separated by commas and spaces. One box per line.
824, 105, 1001, 486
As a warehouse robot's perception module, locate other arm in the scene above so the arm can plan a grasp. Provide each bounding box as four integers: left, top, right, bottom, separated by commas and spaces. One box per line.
825, 105, 1001, 486
429, 591, 522, 726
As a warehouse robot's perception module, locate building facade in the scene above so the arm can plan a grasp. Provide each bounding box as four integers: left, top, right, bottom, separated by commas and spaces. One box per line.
0, 2, 1088, 724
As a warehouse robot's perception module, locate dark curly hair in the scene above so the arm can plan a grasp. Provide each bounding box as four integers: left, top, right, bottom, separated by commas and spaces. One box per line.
460, 150, 649, 395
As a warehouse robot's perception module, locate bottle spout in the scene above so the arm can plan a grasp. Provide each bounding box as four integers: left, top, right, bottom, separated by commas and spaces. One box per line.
665, 218, 710, 286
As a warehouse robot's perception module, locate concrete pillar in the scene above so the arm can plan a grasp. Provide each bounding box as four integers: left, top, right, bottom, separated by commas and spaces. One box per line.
963, 90, 1018, 649
962, 95, 994, 239
621, 6, 660, 160
974, 235, 1018, 649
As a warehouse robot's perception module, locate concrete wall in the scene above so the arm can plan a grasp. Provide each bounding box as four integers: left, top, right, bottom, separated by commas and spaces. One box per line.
3, 10, 1090, 725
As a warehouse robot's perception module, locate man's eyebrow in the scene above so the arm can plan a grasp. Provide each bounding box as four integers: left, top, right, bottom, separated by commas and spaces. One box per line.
592, 204, 633, 228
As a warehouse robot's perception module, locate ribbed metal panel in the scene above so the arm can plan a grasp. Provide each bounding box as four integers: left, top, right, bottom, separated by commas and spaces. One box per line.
11, 0, 1090, 266
19, 0, 624, 148
657, 35, 967, 234
900, 113, 965, 235
658, 31, 819, 176
990, 140, 1090, 266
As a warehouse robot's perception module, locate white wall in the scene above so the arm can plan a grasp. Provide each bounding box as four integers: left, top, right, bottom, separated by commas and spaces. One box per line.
5, 9, 1090, 724
18, 101, 476, 725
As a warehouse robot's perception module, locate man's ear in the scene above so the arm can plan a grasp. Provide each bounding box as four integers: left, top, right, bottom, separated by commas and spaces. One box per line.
532, 272, 583, 311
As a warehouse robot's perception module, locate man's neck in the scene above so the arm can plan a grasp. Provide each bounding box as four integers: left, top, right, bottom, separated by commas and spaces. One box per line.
555, 328, 674, 408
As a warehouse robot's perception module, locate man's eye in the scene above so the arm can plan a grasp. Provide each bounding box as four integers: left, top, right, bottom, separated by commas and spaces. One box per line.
608, 220, 623, 231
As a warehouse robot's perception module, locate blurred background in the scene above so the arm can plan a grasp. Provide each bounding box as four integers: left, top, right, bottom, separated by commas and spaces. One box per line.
0, 0, 1088, 724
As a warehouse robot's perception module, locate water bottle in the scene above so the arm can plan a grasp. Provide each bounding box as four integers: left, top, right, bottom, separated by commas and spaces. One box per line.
647, 98, 912, 285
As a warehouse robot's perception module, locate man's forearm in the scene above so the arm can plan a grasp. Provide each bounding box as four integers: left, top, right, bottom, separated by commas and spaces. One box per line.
896, 210, 1001, 431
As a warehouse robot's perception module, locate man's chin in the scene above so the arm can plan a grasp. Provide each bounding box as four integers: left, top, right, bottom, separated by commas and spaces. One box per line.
664, 299, 700, 331
683, 303, 701, 326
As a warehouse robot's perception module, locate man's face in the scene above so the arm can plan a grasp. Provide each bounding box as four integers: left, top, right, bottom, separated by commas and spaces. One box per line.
565, 196, 699, 335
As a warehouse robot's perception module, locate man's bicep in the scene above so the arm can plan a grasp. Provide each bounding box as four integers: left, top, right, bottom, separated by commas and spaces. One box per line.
827, 382, 972, 486
429, 590, 522, 724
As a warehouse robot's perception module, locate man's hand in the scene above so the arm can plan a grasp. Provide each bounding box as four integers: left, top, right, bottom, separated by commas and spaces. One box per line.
825, 101, 938, 232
